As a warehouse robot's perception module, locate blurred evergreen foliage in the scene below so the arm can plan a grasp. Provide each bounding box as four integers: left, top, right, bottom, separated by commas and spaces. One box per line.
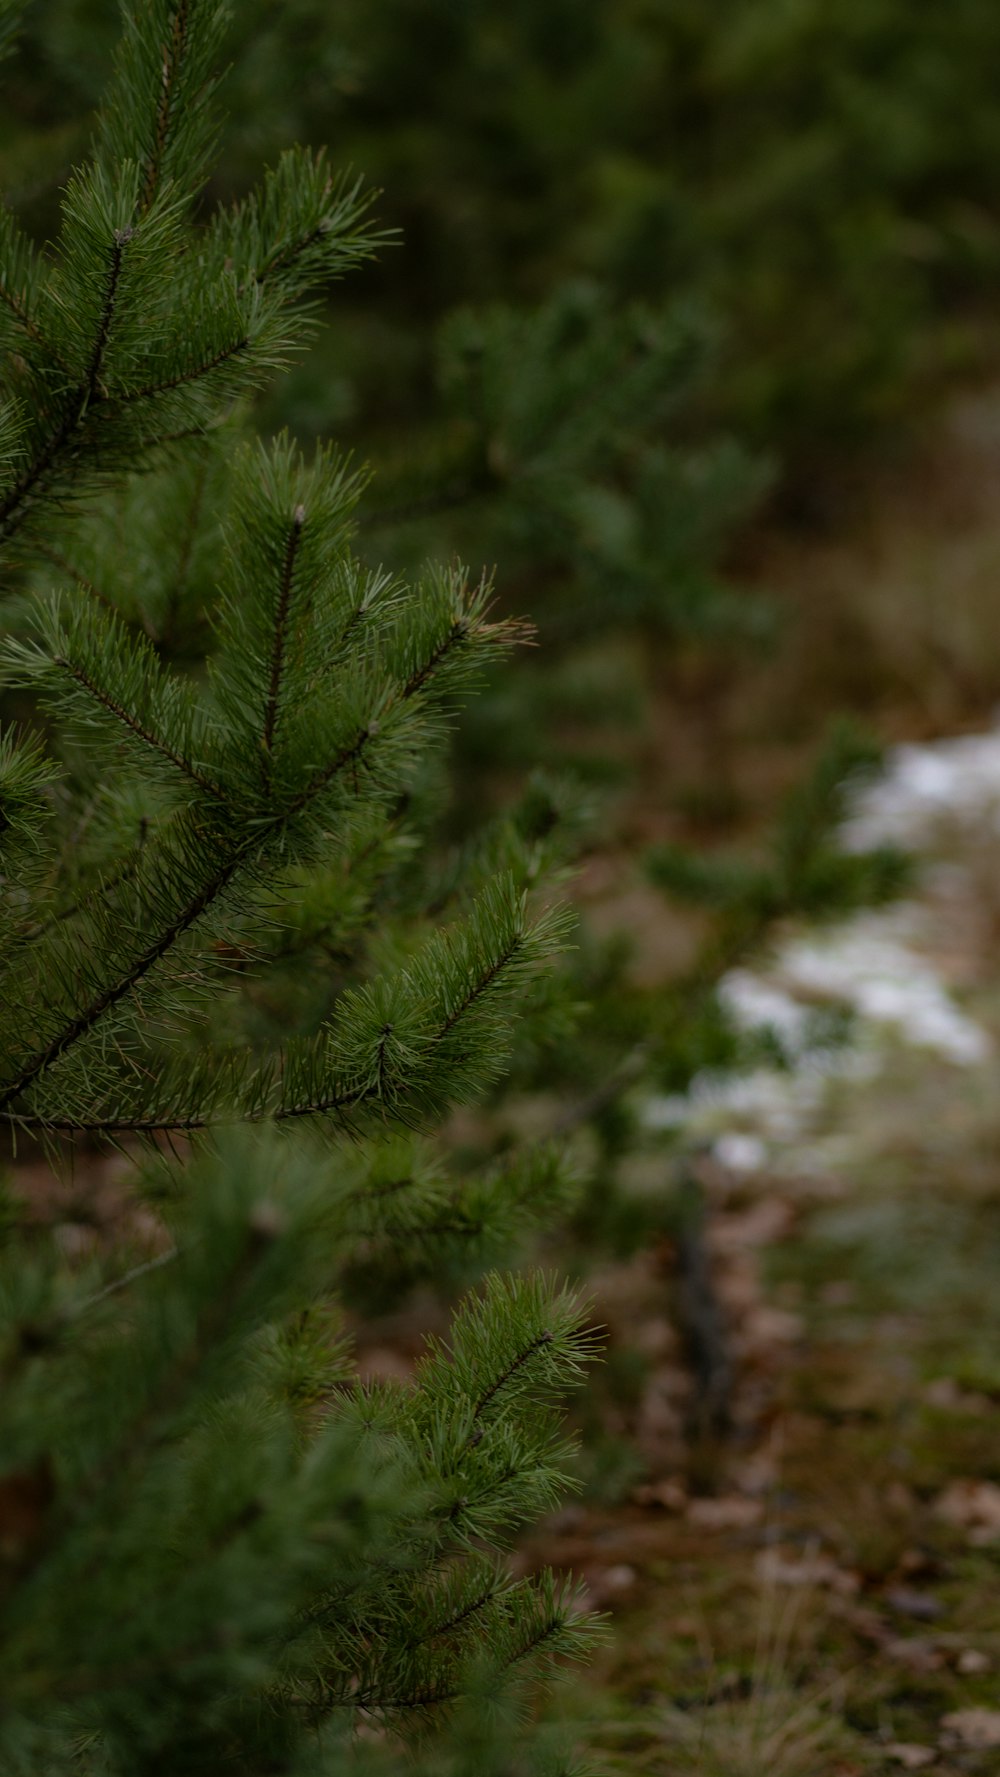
263, 0, 1000, 464
8, 0, 999, 615
648, 723, 909, 935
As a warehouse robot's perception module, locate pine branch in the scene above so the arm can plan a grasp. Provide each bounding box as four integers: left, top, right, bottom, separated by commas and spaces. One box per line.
436, 930, 523, 1039
4, 1109, 212, 1133
52, 653, 223, 797
85, 229, 132, 404
0, 402, 77, 543
139, 0, 192, 216
360, 1684, 457, 1714
274, 932, 536, 1126
401, 617, 470, 702
0, 214, 140, 539
0, 318, 252, 547
0, 205, 68, 369
78, 1246, 180, 1311
0, 849, 242, 1112
120, 333, 252, 403
0, 575, 536, 1135
16, 841, 151, 948
262, 504, 305, 768
471, 1328, 555, 1425
0, 273, 50, 356
0, 4, 602, 1759
247, 220, 330, 292
216, 152, 380, 306
26, 542, 129, 627
284, 617, 488, 816
1, 711, 411, 1122
419, 1586, 498, 1645
506, 1613, 566, 1671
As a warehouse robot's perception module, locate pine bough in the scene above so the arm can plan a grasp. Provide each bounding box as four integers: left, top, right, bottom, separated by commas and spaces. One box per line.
0, 4, 601, 1770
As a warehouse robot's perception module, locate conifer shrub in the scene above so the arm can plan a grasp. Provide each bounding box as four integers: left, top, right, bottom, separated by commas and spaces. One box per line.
0, 4, 602, 1769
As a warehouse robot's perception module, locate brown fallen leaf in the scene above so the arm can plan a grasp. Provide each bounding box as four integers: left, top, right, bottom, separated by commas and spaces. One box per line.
884, 1745, 937, 1770
847, 1605, 891, 1645
710, 1197, 796, 1252
731, 1448, 780, 1495
756, 1547, 860, 1593
885, 1481, 916, 1516
743, 1305, 805, 1346
935, 1478, 1000, 1543
956, 1648, 990, 1675
885, 1586, 945, 1622
883, 1637, 945, 1673
585, 1563, 637, 1606
632, 1316, 680, 1360
897, 1547, 938, 1579
820, 1279, 856, 1307
633, 1477, 688, 1512
940, 1708, 1000, 1749
687, 1494, 763, 1531
923, 1377, 990, 1415
843, 1607, 945, 1671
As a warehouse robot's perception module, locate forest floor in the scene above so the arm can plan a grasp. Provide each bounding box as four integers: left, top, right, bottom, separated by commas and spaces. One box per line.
519, 387, 1000, 1776
9, 386, 1000, 1774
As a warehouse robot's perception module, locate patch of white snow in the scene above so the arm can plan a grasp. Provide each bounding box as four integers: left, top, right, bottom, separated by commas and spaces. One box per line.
777, 914, 991, 1065
712, 1132, 768, 1173
843, 723, 1000, 852
718, 971, 813, 1056
641, 725, 998, 1169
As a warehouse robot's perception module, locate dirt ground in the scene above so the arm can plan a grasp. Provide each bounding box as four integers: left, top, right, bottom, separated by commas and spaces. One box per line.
513, 385, 1000, 1775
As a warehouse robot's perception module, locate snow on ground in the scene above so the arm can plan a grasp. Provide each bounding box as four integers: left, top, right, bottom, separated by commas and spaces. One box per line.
642, 725, 1000, 1172
842, 724, 1000, 852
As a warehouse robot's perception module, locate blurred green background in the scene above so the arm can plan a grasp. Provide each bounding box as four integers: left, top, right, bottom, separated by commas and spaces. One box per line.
7, 0, 1000, 532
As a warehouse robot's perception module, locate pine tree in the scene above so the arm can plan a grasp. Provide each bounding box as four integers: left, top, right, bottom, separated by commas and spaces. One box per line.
0, 4, 601, 1769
